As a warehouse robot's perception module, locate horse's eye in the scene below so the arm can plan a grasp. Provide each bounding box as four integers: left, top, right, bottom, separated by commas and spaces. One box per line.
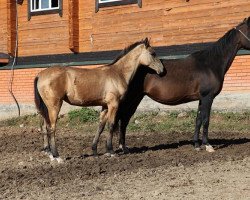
151, 52, 156, 56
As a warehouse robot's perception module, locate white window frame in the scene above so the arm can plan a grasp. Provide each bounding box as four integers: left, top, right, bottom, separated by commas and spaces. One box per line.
30, 0, 59, 12
28, 0, 62, 20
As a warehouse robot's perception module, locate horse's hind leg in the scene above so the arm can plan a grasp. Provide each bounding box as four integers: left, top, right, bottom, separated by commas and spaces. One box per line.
40, 118, 51, 154
106, 95, 119, 156
47, 102, 63, 162
92, 107, 108, 156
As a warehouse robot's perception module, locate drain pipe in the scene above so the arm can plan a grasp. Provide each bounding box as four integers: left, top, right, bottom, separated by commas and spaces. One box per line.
8, 0, 20, 117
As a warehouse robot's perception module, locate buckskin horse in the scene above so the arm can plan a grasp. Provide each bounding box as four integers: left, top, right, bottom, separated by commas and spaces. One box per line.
95, 17, 250, 154
34, 38, 164, 162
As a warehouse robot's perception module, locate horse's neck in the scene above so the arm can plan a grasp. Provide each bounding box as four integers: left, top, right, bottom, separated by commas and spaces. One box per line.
215, 31, 241, 78
113, 52, 141, 85
222, 38, 241, 75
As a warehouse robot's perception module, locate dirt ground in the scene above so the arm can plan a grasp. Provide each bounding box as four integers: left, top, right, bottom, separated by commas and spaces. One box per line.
0, 125, 249, 200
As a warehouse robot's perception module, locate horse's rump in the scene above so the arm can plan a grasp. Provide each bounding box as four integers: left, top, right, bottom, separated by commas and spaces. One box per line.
34, 77, 50, 125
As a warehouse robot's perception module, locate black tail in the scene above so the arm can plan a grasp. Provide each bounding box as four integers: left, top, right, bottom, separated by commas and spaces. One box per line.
34, 77, 50, 125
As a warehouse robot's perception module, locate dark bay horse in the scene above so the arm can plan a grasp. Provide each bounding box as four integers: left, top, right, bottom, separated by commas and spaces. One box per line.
34, 38, 164, 162
112, 17, 250, 154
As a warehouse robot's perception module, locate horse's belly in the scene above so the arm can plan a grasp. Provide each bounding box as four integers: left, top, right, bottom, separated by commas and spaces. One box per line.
65, 91, 105, 107
65, 98, 106, 107
148, 90, 200, 105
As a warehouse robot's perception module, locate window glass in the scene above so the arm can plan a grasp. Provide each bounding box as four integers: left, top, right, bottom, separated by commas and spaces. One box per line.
52, 0, 59, 7
35, 0, 39, 9
41, 0, 49, 9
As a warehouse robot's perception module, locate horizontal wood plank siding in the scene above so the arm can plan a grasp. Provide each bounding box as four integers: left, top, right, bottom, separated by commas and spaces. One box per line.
0, 0, 8, 54
16, 0, 71, 56
0, 0, 249, 56
79, 0, 250, 52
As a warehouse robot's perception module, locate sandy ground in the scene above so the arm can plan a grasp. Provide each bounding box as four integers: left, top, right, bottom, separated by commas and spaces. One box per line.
0, 126, 249, 199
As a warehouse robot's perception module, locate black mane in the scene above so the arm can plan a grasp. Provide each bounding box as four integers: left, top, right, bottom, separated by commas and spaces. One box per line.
108, 39, 149, 66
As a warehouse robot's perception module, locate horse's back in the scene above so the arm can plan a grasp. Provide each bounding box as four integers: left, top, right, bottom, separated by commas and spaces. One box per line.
37, 66, 67, 80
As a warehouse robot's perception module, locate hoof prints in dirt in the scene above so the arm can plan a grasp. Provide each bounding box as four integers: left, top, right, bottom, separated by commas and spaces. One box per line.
0, 128, 250, 199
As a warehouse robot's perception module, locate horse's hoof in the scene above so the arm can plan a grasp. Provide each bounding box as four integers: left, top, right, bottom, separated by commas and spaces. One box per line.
194, 147, 201, 151
105, 152, 116, 157
56, 157, 64, 163
41, 148, 51, 155
42, 150, 52, 157
49, 154, 56, 161
123, 146, 130, 154
205, 145, 215, 153
93, 154, 99, 158
49, 155, 64, 163
42, 150, 49, 155
119, 145, 130, 154
92, 149, 99, 157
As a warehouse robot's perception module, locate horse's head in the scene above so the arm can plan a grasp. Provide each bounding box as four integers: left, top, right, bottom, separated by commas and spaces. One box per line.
235, 17, 250, 50
138, 38, 164, 75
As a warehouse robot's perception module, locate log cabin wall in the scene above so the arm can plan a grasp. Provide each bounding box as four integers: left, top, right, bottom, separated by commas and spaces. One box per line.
17, 0, 71, 56
79, 0, 250, 52
0, 0, 249, 57
0, 0, 8, 54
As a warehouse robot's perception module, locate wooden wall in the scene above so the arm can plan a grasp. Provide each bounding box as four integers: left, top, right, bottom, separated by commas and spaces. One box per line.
0, 0, 249, 57
18, 0, 71, 56
79, 0, 250, 52
0, 0, 8, 54
0, 0, 71, 57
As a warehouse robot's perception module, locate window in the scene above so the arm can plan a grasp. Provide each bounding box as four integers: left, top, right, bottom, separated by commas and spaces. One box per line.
28, 0, 62, 20
95, 0, 142, 12
31, 0, 59, 12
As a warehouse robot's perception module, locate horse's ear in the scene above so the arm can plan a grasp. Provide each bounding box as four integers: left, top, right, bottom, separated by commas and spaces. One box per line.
243, 18, 247, 22
144, 37, 150, 48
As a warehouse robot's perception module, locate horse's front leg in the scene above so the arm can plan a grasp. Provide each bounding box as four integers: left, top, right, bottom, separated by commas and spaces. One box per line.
200, 94, 215, 152
193, 101, 202, 150
92, 108, 108, 156
118, 94, 144, 154
118, 118, 129, 153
